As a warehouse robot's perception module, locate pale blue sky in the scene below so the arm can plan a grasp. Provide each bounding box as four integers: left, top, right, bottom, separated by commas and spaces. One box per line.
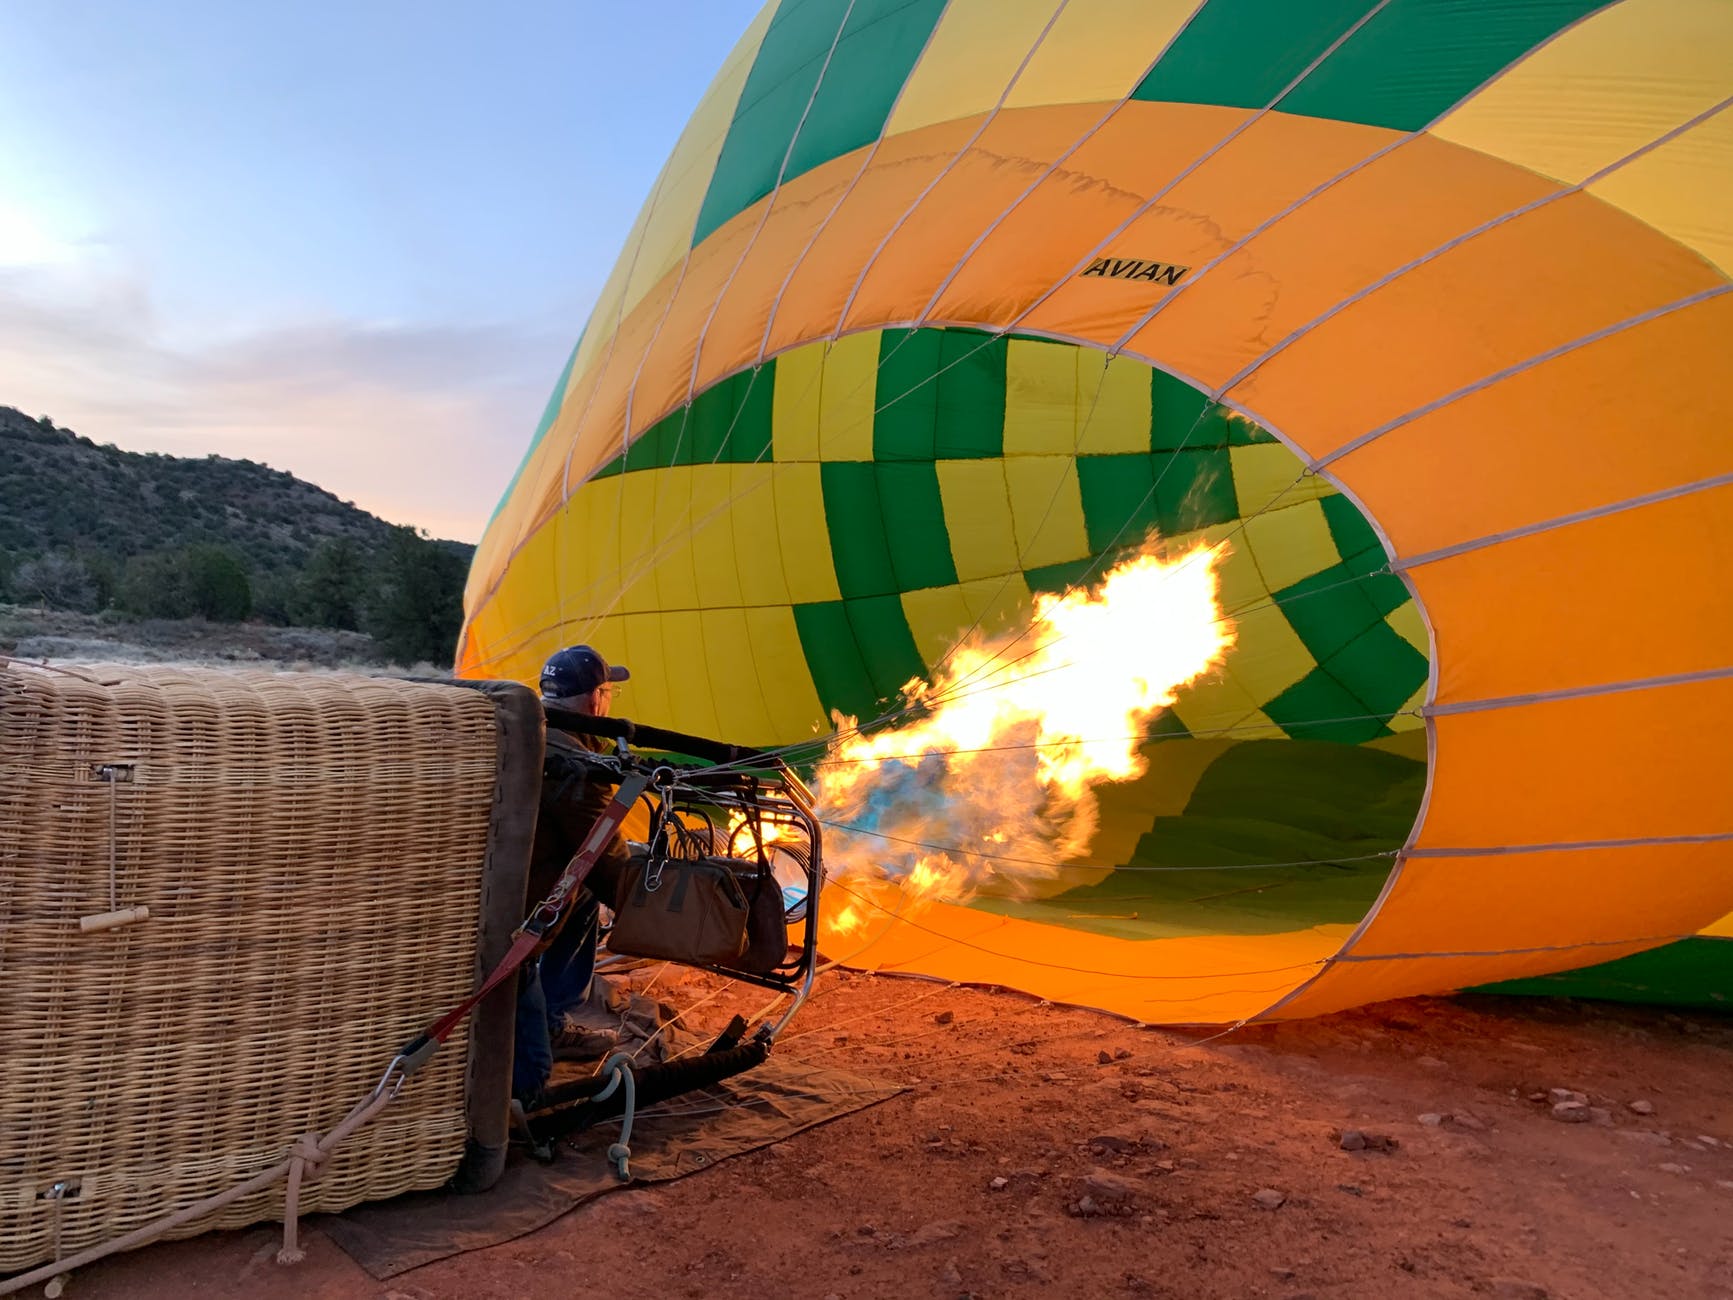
0, 1, 762, 539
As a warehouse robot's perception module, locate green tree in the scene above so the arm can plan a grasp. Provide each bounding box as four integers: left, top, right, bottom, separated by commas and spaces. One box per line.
295, 537, 365, 629
251, 571, 298, 626
366, 527, 466, 666
183, 545, 253, 622
120, 552, 194, 618
75, 548, 120, 611
119, 545, 252, 621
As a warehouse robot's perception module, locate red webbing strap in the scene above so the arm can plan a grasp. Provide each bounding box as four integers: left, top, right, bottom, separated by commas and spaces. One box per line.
397, 770, 651, 1073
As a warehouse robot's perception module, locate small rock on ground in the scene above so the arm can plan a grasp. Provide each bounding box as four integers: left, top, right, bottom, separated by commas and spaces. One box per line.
1338, 1128, 1399, 1152
1083, 1171, 1143, 1205
1088, 1134, 1139, 1154
1628, 1099, 1655, 1115
1252, 1188, 1286, 1210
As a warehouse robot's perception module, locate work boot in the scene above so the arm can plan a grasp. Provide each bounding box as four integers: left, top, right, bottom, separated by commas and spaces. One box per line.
550, 1012, 620, 1061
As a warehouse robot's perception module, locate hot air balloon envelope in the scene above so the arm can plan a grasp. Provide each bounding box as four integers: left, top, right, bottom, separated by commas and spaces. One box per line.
464, 0, 1733, 1022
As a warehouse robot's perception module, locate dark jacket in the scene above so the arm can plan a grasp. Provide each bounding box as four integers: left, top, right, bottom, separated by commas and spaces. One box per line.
526, 726, 632, 910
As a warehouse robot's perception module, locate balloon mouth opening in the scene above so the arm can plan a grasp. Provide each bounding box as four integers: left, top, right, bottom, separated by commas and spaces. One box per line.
480, 328, 1432, 1021
802, 379, 1428, 1016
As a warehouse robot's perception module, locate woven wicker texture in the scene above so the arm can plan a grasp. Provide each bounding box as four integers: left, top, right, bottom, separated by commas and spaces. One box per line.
0, 662, 501, 1274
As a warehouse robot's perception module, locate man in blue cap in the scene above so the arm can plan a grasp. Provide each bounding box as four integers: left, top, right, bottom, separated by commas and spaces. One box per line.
514, 644, 634, 1103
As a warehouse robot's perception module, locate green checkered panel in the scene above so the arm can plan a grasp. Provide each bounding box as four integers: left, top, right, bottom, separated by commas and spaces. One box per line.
588, 329, 1429, 741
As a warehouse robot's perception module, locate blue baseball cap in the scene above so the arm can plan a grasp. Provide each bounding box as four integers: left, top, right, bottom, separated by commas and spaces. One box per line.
539, 645, 630, 702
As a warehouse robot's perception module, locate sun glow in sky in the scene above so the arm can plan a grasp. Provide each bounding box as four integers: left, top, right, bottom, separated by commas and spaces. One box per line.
0, 1, 760, 541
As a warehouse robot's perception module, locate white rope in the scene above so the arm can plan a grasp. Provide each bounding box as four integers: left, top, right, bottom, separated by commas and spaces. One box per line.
0, 1063, 407, 1295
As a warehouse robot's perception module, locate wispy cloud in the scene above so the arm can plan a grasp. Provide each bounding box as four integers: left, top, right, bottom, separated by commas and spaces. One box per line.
1, 259, 567, 542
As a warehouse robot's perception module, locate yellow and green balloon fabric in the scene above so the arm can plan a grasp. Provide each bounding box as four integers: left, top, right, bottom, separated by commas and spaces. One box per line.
461, 0, 1733, 1023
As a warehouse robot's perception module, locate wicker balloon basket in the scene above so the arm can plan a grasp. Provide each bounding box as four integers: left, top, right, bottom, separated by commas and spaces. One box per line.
0, 661, 539, 1277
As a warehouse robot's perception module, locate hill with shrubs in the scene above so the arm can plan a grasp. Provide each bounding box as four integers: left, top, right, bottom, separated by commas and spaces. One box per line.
0, 407, 473, 666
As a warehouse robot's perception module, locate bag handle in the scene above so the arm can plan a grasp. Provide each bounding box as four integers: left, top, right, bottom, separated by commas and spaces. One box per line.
741, 797, 773, 906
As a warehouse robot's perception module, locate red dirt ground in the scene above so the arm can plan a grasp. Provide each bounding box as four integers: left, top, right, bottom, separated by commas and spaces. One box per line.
54, 972, 1733, 1300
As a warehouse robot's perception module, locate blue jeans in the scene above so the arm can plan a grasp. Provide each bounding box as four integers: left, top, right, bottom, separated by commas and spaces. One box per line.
541, 898, 600, 1022
511, 898, 601, 1102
